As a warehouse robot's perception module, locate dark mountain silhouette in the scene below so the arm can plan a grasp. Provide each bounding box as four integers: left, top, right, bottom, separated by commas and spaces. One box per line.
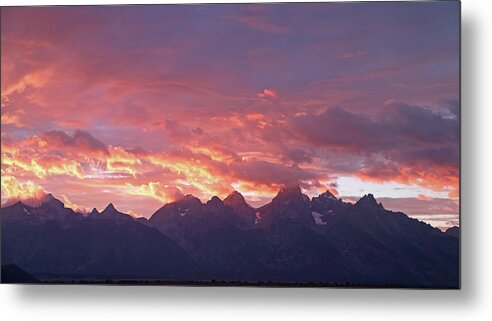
310, 190, 346, 224
254, 185, 313, 228
89, 203, 133, 222
445, 226, 460, 238
313, 194, 459, 286
2, 198, 194, 281
149, 194, 270, 280
147, 187, 459, 286
1, 194, 84, 228
1, 188, 459, 287
1, 263, 39, 283
223, 191, 256, 226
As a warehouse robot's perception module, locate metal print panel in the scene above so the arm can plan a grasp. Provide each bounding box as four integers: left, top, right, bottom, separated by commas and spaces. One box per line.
0, 1, 460, 288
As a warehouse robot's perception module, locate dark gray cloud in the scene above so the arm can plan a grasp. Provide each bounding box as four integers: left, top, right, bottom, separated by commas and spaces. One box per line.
230, 160, 317, 187
291, 101, 459, 170
40, 130, 108, 154
281, 148, 313, 164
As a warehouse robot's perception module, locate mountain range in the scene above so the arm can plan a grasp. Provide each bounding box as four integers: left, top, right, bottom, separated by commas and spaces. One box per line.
1, 186, 459, 287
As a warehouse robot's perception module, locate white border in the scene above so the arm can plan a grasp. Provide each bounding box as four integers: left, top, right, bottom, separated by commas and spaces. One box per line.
1, 1, 492, 321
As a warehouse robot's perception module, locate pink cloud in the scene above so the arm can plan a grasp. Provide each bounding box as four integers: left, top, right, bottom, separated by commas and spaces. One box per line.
341, 50, 368, 59
257, 88, 277, 99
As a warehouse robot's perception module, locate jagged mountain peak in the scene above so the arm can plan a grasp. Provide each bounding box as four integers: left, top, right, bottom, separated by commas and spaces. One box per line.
360, 193, 376, 202
273, 184, 303, 203
96, 203, 134, 221
2, 194, 80, 223
319, 190, 338, 200
1, 201, 33, 218
223, 191, 256, 226
41, 193, 64, 209
90, 208, 99, 216
43, 193, 56, 201
2, 187, 459, 288
310, 189, 344, 216
6, 200, 25, 208
224, 190, 245, 202
180, 194, 203, 204
102, 203, 118, 213
207, 195, 224, 207
149, 194, 203, 223
224, 190, 250, 207
356, 193, 384, 209
445, 226, 460, 237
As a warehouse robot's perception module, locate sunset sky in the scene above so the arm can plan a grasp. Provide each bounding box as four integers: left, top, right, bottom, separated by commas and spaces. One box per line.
1, 3, 459, 229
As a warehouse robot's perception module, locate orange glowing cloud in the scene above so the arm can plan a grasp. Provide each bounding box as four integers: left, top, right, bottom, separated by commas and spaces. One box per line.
1, 175, 47, 206
1, 112, 24, 127
60, 194, 88, 213
123, 181, 183, 204
1, 68, 53, 99
245, 113, 271, 129
231, 180, 281, 198
188, 146, 240, 164
106, 146, 141, 177
35, 156, 85, 179
357, 164, 459, 199
147, 150, 222, 185
1, 128, 304, 210
1, 122, 458, 217
2, 153, 84, 179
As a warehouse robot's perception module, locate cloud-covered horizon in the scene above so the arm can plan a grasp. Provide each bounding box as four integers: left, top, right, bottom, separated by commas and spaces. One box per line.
1, 3, 459, 229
